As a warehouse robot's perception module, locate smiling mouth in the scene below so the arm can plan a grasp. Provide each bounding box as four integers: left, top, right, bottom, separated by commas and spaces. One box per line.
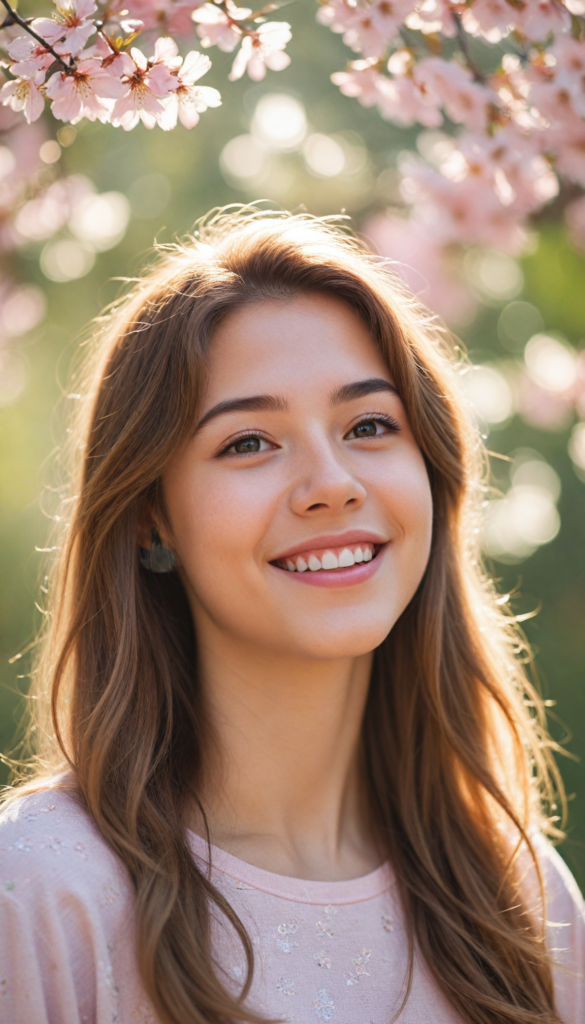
271, 542, 382, 573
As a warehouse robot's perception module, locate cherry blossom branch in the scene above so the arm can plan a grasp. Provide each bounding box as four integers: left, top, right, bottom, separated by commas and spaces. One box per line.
0, 0, 73, 72
451, 11, 485, 83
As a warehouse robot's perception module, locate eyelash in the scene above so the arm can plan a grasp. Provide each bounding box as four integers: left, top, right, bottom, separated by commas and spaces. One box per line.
215, 414, 400, 458
346, 413, 400, 439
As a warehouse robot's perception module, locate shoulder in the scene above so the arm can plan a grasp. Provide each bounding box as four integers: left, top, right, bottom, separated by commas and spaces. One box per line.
516, 831, 585, 923
0, 785, 133, 915
0, 788, 151, 1022
518, 833, 585, 1023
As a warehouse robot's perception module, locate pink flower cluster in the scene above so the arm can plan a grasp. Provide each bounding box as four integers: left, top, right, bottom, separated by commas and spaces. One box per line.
321, 0, 585, 288
0, 0, 292, 129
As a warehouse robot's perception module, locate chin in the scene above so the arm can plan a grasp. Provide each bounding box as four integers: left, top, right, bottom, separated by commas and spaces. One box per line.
280, 614, 396, 661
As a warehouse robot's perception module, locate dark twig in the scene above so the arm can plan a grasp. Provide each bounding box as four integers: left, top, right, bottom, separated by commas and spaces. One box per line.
452, 11, 485, 83
0, 0, 74, 73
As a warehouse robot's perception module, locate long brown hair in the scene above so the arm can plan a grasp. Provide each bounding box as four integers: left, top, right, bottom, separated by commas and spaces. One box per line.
6, 208, 566, 1023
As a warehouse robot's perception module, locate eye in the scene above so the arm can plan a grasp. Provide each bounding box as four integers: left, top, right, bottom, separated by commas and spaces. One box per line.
217, 433, 275, 457
234, 436, 266, 454
345, 415, 399, 440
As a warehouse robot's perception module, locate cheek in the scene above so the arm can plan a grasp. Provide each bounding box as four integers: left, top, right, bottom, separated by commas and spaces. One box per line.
164, 463, 278, 577
376, 451, 434, 586
379, 450, 432, 538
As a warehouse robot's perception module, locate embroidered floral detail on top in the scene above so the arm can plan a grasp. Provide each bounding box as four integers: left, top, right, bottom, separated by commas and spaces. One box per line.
315, 904, 338, 938
314, 950, 331, 968
12, 836, 34, 853
23, 804, 56, 821
276, 977, 295, 995
313, 988, 334, 1020
381, 914, 394, 932
98, 884, 118, 906
97, 959, 118, 995
40, 836, 65, 855
345, 948, 371, 986
277, 920, 299, 953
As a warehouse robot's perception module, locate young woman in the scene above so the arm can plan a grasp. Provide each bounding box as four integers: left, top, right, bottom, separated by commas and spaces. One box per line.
0, 209, 583, 1024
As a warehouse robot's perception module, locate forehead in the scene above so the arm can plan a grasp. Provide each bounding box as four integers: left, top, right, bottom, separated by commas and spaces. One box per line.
202, 293, 391, 403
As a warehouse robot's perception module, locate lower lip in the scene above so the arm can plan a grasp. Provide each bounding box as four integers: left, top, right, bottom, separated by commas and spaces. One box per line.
270, 546, 385, 588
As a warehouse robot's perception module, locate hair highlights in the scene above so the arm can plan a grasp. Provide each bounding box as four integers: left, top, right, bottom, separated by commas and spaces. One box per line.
8, 208, 565, 1024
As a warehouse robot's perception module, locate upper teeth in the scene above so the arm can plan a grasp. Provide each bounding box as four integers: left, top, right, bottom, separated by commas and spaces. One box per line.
279, 544, 375, 572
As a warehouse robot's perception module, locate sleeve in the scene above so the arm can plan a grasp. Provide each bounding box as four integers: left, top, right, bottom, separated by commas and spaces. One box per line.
0, 790, 150, 1024
534, 836, 585, 1024
0, 885, 99, 1024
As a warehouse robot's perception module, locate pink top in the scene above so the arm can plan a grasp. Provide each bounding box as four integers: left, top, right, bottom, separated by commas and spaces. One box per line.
0, 788, 584, 1024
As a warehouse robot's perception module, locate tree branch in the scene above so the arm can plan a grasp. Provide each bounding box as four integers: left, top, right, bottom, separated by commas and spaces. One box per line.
452, 11, 485, 83
0, 0, 74, 73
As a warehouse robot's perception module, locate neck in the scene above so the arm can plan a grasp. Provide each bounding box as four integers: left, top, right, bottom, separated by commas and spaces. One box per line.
192, 623, 377, 881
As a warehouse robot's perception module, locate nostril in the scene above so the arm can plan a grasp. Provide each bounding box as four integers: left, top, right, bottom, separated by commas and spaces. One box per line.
307, 502, 328, 511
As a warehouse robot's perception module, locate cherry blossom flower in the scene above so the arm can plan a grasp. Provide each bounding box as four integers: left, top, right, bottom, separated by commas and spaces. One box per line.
513, 0, 571, 41
405, 0, 457, 37
531, 77, 581, 127
398, 144, 530, 251
553, 122, 585, 187
110, 43, 178, 130
229, 22, 291, 82
193, 2, 250, 52
32, 0, 98, 57
414, 58, 493, 132
0, 72, 45, 124
45, 56, 127, 123
158, 50, 221, 129
148, 35, 184, 72
331, 61, 390, 108
461, 0, 513, 42
112, 0, 202, 35
376, 74, 443, 128
340, 0, 416, 60
317, 0, 361, 34
550, 36, 585, 118
7, 36, 54, 78
363, 211, 478, 324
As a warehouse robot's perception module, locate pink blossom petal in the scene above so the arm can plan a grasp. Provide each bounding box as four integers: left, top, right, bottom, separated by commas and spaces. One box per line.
148, 64, 179, 96
229, 38, 252, 81
264, 50, 290, 71
130, 47, 148, 71
74, 0, 98, 20
179, 103, 201, 128
158, 96, 178, 130
180, 50, 212, 84
153, 36, 180, 64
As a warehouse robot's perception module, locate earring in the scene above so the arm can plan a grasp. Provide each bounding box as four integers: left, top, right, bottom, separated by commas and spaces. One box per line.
139, 527, 177, 573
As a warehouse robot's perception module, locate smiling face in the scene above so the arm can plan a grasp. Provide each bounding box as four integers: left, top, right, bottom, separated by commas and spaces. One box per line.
160, 292, 433, 661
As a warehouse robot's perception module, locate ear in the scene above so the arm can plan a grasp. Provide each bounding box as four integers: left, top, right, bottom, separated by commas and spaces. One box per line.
137, 501, 176, 557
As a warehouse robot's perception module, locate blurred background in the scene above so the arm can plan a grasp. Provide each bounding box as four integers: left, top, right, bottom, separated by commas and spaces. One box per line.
1, 0, 584, 883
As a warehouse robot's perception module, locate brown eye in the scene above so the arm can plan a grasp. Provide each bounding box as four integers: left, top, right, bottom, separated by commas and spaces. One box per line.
353, 422, 378, 438
345, 416, 399, 441
234, 437, 262, 454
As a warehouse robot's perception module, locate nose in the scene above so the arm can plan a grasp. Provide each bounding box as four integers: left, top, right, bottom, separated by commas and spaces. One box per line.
289, 437, 367, 517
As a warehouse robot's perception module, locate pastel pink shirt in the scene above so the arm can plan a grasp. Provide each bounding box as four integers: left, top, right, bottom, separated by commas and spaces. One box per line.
1, 788, 584, 1024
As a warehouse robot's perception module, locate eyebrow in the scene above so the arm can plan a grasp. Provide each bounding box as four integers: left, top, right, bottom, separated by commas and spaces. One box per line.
330, 377, 399, 404
194, 394, 287, 434
194, 377, 399, 434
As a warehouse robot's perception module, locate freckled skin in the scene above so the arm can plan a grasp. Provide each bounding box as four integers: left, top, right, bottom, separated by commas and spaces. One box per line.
160, 293, 433, 662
